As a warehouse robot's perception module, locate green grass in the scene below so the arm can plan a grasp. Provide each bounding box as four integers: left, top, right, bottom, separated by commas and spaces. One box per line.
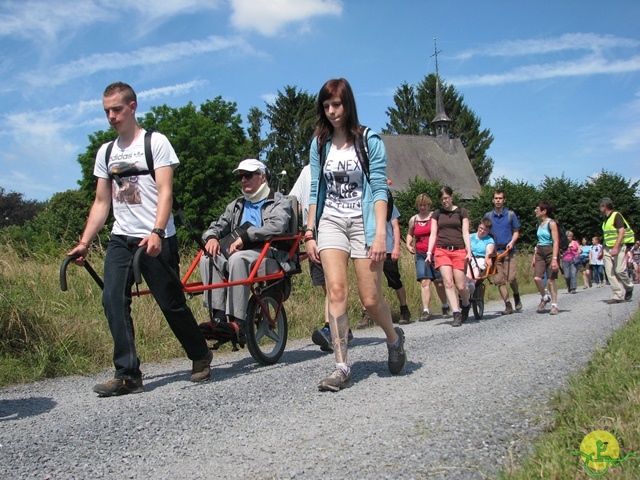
499, 309, 640, 479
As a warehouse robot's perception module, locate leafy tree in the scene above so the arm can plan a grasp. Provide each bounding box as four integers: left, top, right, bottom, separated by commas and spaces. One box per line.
538, 174, 582, 226
383, 74, 494, 185
384, 82, 421, 134
0, 188, 44, 228
139, 98, 248, 236
264, 85, 317, 193
75, 129, 118, 203
247, 106, 268, 160
1, 190, 91, 256
581, 170, 640, 241
32, 190, 94, 249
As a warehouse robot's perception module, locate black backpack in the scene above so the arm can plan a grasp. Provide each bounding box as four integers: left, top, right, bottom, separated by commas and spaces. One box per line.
318, 126, 394, 221
547, 219, 569, 252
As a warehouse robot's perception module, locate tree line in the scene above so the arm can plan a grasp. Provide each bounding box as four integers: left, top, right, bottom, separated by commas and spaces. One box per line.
1, 74, 638, 254
393, 172, 640, 250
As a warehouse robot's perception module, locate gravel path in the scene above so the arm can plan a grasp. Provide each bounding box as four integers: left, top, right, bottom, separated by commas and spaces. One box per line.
1, 285, 636, 479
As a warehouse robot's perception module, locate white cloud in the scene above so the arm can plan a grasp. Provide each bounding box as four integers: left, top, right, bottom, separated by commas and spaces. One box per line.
261, 93, 277, 105
20, 36, 256, 87
230, 0, 342, 36
447, 33, 640, 87
610, 91, 640, 151
0, 0, 222, 43
0, 0, 112, 42
451, 54, 640, 87
139, 80, 209, 102
0, 81, 205, 142
452, 33, 640, 60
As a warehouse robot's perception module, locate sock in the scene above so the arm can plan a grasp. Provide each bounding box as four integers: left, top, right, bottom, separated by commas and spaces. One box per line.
336, 362, 350, 375
551, 303, 558, 307
387, 335, 401, 347
442, 303, 449, 309
423, 308, 430, 314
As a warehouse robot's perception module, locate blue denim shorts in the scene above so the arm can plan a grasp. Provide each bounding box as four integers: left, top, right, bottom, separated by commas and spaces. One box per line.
415, 251, 441, 281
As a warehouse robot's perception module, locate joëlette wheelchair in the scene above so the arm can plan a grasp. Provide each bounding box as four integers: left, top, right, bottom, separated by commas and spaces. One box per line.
466, 249, 510, 319
60, 196, 302, 366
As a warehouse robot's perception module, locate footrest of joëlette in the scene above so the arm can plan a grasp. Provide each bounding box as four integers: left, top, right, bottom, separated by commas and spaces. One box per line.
199, 321, 245, 351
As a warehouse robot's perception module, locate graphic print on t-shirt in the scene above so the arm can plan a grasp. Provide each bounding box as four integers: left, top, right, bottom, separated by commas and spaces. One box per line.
323, 146, 363, 217
109, 160, 144, 205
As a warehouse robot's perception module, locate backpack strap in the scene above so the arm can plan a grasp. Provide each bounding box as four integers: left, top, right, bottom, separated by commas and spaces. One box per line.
354, 126, 371, 181
104, 130, 155, 180
105, 140, 115, 170
144, 130, 154, 180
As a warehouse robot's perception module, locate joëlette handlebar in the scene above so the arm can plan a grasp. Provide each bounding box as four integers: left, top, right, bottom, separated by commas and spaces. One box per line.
60, 254, 105, 291
132, 245, 184, 290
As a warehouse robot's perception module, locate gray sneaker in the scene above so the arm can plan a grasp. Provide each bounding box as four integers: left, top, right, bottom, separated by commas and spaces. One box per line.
190, 349, 213, 382
451, 312, 462, 327
93, 377, 143, 397
387, 327, 406, 374
318, 368, 352, 392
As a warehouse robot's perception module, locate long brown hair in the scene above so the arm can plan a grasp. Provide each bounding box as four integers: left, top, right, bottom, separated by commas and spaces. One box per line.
313, 78, 362, 146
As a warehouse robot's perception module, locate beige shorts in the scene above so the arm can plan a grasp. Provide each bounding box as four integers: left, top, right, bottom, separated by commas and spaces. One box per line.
494, 250, 517, 286
317, 213, 369, 259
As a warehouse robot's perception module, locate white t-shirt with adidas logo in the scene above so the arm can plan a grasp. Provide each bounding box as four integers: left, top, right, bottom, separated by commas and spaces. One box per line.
94, 130, 178, 238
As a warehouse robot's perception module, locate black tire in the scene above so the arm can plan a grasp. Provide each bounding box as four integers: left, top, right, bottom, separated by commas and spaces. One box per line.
245, 292, 288, 365
472, 282, 485, 319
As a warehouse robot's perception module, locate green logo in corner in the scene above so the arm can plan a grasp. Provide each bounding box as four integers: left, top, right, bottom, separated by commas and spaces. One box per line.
570, 430, 637, 476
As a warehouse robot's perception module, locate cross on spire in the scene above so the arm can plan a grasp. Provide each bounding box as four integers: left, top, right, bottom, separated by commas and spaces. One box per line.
431, 37, 442, 77
430, 37, 451, 137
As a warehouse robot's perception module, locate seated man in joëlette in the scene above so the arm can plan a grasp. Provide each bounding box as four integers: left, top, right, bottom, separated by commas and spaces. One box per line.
467, 217, 496, 282
199, 159, 293, 345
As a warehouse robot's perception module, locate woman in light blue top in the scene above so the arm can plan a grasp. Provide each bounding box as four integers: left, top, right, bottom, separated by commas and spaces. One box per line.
305, 78, 406, 392
531, 200, 560, 315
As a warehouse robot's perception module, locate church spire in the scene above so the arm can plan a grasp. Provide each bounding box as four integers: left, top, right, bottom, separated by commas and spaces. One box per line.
431, 38, 451, 137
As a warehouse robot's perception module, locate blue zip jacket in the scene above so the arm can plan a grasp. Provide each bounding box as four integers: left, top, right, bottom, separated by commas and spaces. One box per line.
309, 129, 388, 246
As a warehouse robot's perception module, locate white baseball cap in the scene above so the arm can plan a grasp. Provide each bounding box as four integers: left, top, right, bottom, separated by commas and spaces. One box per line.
233, 159, 267, 173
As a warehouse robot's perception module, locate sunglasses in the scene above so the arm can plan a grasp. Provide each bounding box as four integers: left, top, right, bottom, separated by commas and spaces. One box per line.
236, 171, 257, 181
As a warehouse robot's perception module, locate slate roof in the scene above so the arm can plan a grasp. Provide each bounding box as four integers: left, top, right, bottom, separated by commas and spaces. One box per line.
381, 133, 481, 200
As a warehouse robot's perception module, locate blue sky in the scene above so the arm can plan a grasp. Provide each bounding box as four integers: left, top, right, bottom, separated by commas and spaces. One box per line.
1, 0, 639, 201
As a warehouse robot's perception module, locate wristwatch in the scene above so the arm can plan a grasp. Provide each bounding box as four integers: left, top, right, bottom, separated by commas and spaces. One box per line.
151, 228, 166, 239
